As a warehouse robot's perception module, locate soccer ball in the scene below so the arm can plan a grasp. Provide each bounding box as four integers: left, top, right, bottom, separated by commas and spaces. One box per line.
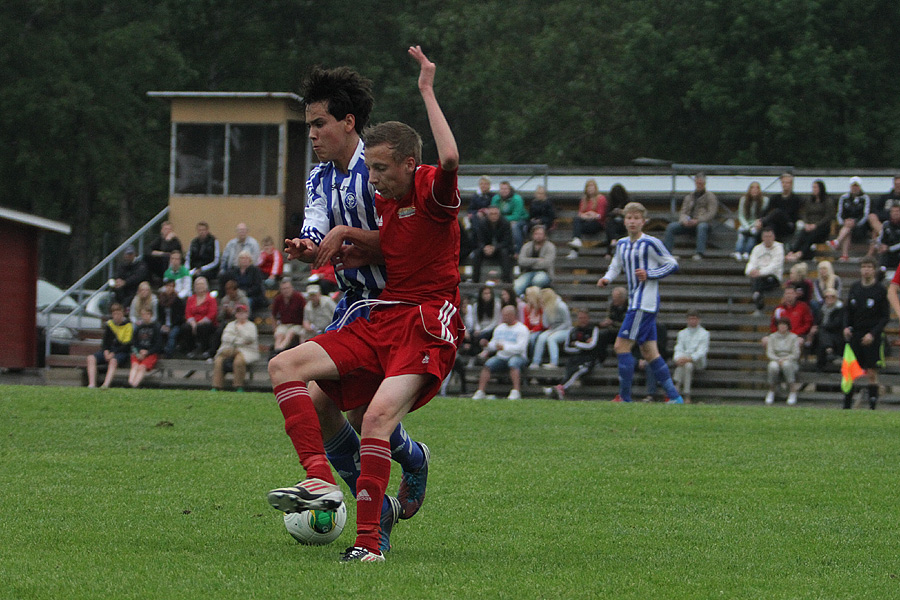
283, 504, 347, 545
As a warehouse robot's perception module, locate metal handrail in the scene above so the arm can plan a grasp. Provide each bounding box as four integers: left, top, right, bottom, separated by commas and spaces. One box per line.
42, 206, 170, 367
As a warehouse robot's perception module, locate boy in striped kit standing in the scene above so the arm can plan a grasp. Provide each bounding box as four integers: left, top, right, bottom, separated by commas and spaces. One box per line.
598, 202, 685, 404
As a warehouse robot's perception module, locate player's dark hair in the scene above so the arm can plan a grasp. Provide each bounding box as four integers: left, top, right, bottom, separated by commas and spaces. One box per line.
363, 121, 422, 165
300, 66, 374, 135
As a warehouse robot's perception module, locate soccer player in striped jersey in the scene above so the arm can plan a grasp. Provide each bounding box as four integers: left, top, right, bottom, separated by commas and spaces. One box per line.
273, 66, 430, 553
598, 202, 685, 403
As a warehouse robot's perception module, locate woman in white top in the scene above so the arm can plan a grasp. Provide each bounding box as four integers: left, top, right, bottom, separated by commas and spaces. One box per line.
529, 288, 573, 368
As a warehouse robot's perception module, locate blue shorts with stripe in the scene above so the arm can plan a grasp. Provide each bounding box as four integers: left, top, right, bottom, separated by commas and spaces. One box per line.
618, 309, 657, 344
325, 289, 376, 332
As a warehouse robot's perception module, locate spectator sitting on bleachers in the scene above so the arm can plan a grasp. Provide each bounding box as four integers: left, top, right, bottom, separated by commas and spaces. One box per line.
220, 222, 260, 271
147, 220, 183, 280
872, 175, 900, 227
828, 176, 871, 262
186, 221, 221, 280
671, 309, 710, 405
299, 284, 335, 343
258, 235, 284, 289
112, 245, 149, 309
529, 288, 572, 369
215, 279, 250, 351
745, 227, 784, 315
468, 175, 493, 221
472, 205, 514, 283
786, 179, 835, 262
663, 172, 718, 260
514, 225, 556, 296
811, 260, 841, 314
770, 286, 813, 339
605, 184, 630, 246
785, 262, 814, 306
472, 305, 530, 401
875, 205, 900, 272
498, 286, 524, 321
568, 179, 608, 259
184, 276, 218, 360
754, 173, 800, 246
163, 249, 192, 299
549, 309, 599, 400
212, 303, 259, 392
521, 286, 545, 353
810, 287, 845, 371
221, 250, 268, 315
86, 302, 132, 388
765, 317, 801, 406
733, 181, 768, 260
529, 185, 556, 232
472, 285, 502, 346
597, 286, 628, 363
492, 181, 530, 253
271, 279, 306, 355
157, 277, 185, 358
129, 281, 158, 324
128, 306, 163, 388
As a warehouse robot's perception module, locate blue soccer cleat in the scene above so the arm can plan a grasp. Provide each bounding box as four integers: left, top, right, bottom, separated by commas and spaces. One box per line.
397, 442, 430, 520
379, 496, 401, 553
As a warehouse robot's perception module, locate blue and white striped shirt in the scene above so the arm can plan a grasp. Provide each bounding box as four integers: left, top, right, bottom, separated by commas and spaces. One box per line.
602, 233, 678, 312
301, 139, 387, 298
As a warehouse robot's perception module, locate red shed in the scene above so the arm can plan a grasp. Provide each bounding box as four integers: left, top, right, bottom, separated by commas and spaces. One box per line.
0, 207, 71, 369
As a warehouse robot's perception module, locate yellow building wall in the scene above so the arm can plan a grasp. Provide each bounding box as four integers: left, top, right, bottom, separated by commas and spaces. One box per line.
169, 196, 284, 253
170, 98, 302, 124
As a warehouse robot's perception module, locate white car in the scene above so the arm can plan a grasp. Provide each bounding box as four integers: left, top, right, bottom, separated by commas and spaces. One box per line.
36, 279, 105, 361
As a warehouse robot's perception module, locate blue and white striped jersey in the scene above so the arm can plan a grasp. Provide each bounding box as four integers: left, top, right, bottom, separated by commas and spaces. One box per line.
602, 233, 678, 313
301, 139, 387, 298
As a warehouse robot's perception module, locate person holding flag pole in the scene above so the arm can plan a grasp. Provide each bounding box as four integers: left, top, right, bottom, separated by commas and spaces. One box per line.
843, 257, 889, 409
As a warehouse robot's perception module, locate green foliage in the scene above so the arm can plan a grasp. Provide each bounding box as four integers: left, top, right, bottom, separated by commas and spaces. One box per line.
2, 1, 900, 282
2, 386, 900, 599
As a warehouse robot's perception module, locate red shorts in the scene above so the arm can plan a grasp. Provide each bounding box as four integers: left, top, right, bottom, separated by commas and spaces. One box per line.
315, 299, 462, 412
130, 354, 158, 370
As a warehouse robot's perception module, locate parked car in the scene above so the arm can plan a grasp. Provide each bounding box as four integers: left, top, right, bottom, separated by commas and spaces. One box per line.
36, 279, 104, 364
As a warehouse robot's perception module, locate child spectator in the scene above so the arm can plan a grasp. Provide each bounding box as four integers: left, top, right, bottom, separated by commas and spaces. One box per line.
550, 309, 600, 400
258, 235, 284, 289
163, 249, 192, 299
157, 278, 186, 358
128, 306, 163, 388
86, 303, 132, 388
129, 281, 158, 324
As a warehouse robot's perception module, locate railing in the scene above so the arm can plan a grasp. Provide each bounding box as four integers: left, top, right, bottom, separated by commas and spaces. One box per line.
41, 206, 170, 368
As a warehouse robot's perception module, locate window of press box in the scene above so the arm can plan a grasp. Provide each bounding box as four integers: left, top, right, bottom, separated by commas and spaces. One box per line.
174, 124, 279, 196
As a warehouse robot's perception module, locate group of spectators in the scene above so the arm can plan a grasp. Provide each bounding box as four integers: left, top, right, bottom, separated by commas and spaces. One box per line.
89, 220, 336, 390
459, 283, 710, 403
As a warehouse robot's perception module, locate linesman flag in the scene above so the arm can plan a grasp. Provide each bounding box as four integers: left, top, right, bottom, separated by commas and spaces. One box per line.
841, 344, 865, 394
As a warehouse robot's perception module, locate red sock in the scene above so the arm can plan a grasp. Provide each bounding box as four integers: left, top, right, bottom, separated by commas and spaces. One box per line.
274, 382, 334, 484
354, 437, 392, 552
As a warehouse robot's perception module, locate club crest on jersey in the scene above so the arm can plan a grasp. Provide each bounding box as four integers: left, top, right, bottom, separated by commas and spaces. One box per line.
399, 206, 416, 219
343, 192, 358, 209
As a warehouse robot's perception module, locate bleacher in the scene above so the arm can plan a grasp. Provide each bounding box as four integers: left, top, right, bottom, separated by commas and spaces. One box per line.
45, 190, 900, 406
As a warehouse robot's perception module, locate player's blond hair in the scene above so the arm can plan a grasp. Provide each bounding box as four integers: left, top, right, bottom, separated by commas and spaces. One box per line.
363, 121, 422, 165
622, 202, 647, 218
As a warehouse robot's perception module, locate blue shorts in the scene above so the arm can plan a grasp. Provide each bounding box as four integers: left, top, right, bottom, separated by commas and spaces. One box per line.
485, 355, 529, 373
618, 310, 657, 344
93, 350, 130, 366
325, 290, 377, 333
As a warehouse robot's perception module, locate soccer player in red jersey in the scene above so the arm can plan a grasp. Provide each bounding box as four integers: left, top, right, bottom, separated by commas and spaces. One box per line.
266, 45, 462, 563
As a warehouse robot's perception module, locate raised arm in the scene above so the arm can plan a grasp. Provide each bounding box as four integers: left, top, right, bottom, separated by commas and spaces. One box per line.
408, 45, 458, 171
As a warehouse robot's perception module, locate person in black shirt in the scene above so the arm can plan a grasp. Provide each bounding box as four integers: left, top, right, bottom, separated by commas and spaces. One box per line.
843, 257, 889, 409
472, 205, 514, 282
549, 309, 600, 399
755, 172, 800, 245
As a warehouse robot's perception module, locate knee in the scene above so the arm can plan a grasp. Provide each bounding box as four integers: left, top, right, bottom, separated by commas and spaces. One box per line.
360, 405, 393, 437
268, 351, 293, 382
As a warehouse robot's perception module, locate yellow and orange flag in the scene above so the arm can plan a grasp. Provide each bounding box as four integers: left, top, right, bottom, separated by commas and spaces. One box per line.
841, 344, 865, 393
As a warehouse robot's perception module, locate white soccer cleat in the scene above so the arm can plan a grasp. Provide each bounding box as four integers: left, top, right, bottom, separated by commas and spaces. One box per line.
340, 546, 385, 563
267, 478, 343, 513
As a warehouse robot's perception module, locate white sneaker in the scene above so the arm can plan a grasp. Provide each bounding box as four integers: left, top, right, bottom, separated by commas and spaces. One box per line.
566, 249, 579, 259
742, 252, 750, 260
569, 237, 583, 248
731, 252, 742, 260
764, 391, 775, 405
542, 387, 554, 397
507, 389, 522, 400
787, 392, 797, 406
471, 390, 486, 400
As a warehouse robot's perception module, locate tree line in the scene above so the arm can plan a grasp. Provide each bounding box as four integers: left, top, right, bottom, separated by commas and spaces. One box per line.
2, 0, 898, 284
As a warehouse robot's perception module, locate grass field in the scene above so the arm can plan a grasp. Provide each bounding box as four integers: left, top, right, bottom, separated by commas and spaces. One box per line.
1, 385, 898, 599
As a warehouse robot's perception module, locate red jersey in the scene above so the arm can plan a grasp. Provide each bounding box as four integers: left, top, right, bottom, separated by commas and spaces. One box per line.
770, 300, 813, 336
375, 164, 461, 305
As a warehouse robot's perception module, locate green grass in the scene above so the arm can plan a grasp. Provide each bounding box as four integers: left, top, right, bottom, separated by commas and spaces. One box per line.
1, 385, 898, 599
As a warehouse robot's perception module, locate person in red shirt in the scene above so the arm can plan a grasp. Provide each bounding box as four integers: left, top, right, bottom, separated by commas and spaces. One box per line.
770, 286, 814, 337
183, 276, 218, 359
257, 236, 284, 289
270, 279, 306, 354
266, 46, 462, 563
